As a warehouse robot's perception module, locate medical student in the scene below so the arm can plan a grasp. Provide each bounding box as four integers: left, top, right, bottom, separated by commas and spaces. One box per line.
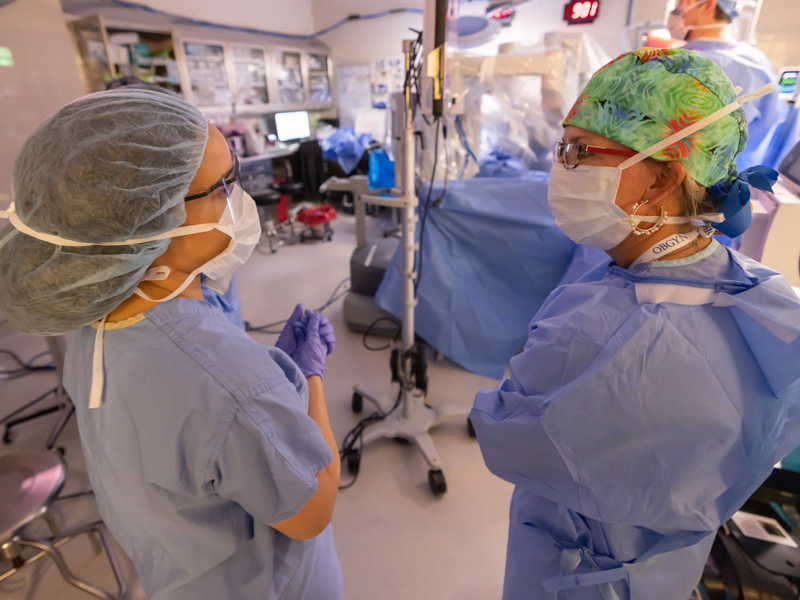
106, 76, 248, 329
470, 49, 800, 599
0, 89, 342, 600
669, 0, 781, 168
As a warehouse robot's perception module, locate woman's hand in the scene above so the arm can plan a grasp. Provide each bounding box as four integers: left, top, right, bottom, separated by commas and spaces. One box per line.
275, 303, 305, 356
291, 311, 335, 379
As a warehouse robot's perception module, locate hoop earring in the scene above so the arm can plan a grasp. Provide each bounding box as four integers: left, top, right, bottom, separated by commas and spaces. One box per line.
629, 200, 667, 236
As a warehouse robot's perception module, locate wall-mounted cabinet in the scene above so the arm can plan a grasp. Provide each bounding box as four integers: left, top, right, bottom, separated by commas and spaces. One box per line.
308, 53, 332, 104
275, 50, 305, 104
181, 41, 229, 107
69, 15, 335, 116
233, 46, 269, 107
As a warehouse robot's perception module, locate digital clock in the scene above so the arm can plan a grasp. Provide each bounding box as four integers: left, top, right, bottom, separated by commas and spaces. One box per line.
564, 1, 600, 24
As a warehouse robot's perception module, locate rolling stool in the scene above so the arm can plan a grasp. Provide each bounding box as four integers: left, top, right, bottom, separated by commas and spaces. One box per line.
0, 452, 126, 599
2, 337, 73, 452
253, 188, 284, 253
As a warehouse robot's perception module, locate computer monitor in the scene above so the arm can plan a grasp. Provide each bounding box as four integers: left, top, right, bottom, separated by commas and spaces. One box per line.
275, 111, 311, 142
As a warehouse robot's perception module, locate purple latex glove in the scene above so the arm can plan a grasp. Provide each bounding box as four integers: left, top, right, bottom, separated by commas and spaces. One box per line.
275, 304, 304, 356
293, 311, 335, 355
291, 312, 329, 378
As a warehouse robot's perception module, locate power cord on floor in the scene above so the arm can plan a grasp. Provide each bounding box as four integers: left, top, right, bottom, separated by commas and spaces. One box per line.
339, 386, 404, 490
0, 349, 54, 381
246, 277, 351, 334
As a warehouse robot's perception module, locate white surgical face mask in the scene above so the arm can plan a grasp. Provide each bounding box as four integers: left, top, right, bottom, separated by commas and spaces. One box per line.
668, 1, 728, 41
547, 83, 775, 251
133, 184, 261, 303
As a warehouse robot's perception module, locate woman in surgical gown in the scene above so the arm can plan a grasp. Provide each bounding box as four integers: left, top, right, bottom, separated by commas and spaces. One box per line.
470, 49, 800, 599
0, 90, 343, 600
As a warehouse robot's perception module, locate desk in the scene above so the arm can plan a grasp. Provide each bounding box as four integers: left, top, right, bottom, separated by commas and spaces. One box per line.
239, 144, 300, 165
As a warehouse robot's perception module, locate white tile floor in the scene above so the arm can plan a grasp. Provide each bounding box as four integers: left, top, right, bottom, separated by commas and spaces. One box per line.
0, 212, 514, 600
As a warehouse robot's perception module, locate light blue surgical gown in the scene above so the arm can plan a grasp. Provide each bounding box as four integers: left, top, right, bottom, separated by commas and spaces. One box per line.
471, 241, 800, 599
682, 40, 782, 169
63, 298, 343, 600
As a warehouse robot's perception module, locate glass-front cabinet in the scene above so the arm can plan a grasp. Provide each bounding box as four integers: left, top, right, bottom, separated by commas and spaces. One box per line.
172, 29, 333, 112
308, 53, 332, 104
276, 50, 305, 104
232, 45, 269, 107
182, 41, 230, 107
70, 18, 334, 112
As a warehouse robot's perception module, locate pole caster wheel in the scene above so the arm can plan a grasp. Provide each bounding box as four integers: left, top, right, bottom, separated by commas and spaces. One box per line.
352, 393, 363, 414
467, 418, 477, 439
428, 469, 447, 496
3, 429, 12, 444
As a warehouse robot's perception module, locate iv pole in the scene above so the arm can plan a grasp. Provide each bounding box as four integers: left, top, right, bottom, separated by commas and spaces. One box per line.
349, 38, 470, 496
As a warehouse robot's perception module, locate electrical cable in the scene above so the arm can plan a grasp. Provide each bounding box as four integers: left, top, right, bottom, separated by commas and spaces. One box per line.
101, 0, 423, 41
456, 115, 479, 178
0, 349, 54, 376
361, 317, 402, 352
246, 277, 351, 334
338, 386, 404, 490
415, 116, 441, 295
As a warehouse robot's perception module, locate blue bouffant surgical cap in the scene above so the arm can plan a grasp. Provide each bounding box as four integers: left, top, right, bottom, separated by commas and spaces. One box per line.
0, 89, 209, 335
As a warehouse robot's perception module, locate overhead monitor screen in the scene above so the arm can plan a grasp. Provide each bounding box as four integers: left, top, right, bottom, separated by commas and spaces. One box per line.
275, 111, 311, 142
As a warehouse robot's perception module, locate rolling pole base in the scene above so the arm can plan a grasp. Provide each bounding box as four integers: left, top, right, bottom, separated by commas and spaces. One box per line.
352, 383, 471, 495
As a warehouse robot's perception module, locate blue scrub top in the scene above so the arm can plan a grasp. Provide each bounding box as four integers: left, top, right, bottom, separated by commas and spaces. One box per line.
471, 242, 800, 599
682, 40, 782, 169
63, 299, 342, 600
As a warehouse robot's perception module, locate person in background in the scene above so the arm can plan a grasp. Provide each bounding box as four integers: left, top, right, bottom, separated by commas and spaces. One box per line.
470, 49, 800, 599
0, 89, 342, 600
669, 0, 781, 169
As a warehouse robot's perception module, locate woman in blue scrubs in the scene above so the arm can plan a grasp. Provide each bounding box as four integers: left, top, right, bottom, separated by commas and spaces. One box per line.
470, 49, 800, 599
0, 90, 342, 600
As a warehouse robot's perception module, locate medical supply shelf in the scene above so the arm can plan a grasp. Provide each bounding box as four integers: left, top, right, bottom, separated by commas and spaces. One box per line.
67, 12, 335, 116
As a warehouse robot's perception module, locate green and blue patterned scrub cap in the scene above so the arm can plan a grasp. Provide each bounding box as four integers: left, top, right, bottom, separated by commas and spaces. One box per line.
564, 48, 747, 188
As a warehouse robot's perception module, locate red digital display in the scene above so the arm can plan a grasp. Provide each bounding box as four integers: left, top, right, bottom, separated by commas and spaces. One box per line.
564, 1, 600, 24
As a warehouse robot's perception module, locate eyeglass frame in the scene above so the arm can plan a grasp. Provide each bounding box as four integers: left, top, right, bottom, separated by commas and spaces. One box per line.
554, 141, 638, 169
185, 150, 240, 201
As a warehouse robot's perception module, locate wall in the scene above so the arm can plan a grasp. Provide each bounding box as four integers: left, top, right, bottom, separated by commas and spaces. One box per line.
110, 0, 314, 36
0, 0, 85, 195
312, 0, 637, 68
312, 0, 424, 66
753, 0, 800, 71
473, 0, 633, 59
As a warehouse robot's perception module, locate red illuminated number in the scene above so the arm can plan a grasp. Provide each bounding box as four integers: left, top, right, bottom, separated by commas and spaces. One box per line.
571, 1, 595, 19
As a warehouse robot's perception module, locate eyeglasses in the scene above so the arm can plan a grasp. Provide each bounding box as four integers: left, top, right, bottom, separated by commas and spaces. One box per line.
554, 141, 638, 169
185, 150, 240, 201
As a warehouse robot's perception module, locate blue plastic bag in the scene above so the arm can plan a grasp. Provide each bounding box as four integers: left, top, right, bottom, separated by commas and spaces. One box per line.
320, 127, 373, 175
